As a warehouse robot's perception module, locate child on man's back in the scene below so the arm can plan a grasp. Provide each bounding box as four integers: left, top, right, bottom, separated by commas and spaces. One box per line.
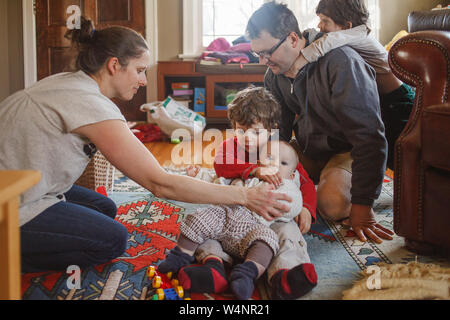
297, 0, 415, 169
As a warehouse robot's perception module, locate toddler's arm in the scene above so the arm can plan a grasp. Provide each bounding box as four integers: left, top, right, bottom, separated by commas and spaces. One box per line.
214, 138, 259, 180
297, 163, 317, 223
302, 25, 369, 63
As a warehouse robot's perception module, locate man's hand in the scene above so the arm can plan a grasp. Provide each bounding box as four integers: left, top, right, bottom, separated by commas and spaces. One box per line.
294, 207, 312, 235
349, 204, 394, 244
245, 183, 292, 222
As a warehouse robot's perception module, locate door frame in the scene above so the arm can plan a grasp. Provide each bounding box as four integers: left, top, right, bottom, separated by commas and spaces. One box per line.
22, 0, 37, 89
22, 0, 159, 102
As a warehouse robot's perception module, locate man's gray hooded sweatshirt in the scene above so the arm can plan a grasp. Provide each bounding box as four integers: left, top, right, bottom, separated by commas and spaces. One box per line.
265, 30, 388, 207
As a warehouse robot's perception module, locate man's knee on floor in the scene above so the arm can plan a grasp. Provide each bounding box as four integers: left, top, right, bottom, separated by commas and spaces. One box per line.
317, 192, 350, 222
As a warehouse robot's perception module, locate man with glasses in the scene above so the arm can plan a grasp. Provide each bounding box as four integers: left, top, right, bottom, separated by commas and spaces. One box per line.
251, 34, 290, 61
246, 1, 394, 290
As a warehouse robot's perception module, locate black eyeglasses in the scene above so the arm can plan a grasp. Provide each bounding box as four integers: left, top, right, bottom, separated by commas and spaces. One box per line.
251, 34, 289, 59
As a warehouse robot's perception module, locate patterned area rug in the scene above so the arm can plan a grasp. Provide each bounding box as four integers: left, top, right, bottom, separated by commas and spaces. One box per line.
21, 168, 450, 300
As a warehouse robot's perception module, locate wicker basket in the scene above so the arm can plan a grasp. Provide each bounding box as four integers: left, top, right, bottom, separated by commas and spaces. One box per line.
75, 151, 115, 192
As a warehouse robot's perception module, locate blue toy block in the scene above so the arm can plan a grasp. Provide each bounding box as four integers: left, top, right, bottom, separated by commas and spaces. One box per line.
164, 288, 182, 301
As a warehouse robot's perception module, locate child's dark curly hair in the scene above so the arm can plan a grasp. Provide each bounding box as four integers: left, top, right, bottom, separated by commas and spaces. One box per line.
227, 86, 281, 130
316, 0, 370, 29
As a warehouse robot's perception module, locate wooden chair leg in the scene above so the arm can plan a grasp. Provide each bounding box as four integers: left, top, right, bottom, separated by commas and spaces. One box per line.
0, 171, 41, 300
0, 198, 21, 300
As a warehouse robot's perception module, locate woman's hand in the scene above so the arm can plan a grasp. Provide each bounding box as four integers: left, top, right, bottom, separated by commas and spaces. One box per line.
245, 183, 292, 222
294, 207, 312, 235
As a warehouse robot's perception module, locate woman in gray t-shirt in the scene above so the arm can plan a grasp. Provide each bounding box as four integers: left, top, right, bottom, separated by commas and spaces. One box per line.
0, 17, 291, 273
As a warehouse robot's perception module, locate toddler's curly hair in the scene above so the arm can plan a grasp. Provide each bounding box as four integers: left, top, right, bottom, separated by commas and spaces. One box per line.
227, 86, 281, 130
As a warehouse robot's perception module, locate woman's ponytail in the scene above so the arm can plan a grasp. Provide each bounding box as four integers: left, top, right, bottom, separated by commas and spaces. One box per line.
65, 16, 96, 47
64, 16, 149, 75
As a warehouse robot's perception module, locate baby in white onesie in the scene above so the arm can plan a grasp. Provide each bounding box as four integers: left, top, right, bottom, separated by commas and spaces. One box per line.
159, 141, 304, 300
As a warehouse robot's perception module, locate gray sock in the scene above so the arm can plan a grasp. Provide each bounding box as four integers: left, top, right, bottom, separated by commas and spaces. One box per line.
246, 241, 274, 270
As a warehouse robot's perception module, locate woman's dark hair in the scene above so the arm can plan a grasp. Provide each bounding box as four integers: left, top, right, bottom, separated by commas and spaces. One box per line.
65, 16, 149, 75
246, 1, 302, 40
316, 0, 370, 29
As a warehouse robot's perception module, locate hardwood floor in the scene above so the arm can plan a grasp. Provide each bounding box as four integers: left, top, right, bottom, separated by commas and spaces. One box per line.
144, 131, 230, 169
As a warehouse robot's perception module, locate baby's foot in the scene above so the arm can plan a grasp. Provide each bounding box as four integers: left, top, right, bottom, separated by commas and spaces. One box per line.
178, 257, 228, 293
229, 261, 259, 300
158, 246, 196, 274
270, 264, 317, 300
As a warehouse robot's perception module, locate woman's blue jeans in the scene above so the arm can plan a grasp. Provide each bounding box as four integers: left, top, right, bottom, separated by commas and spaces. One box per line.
20, 185, 128, 273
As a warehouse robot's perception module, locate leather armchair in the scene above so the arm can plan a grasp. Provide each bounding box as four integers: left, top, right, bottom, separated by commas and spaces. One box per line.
389, 29, 450, 254
408, 9, 450, 33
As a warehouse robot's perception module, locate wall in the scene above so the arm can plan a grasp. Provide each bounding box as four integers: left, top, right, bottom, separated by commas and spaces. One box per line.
157, 0, 183, 61
0, 0, 24, 103
378, 0, 447, 45
8, 0, 24, 95
0, 0, 10, 102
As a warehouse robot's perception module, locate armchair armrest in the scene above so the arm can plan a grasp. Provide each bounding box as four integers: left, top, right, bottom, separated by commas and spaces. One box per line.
389, 31, 449, 111
408, 10, 450, 33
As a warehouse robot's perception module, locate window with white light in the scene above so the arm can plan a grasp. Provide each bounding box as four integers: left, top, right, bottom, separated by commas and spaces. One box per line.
202, 0, 265, 47
195, 0, 380, 54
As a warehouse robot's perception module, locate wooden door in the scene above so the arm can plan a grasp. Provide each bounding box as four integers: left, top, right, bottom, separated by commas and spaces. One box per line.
36, 0, 147, 121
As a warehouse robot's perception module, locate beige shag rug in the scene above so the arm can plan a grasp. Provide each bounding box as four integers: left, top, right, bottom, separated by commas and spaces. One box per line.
342, 262, 450, 300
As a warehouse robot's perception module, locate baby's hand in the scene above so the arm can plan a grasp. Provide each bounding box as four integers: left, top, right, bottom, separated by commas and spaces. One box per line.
186, 165, 201, 178
254, 166, 282, 188
295, 207, 312, 235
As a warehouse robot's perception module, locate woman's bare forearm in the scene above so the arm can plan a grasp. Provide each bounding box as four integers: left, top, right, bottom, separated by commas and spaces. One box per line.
73, 120, 288, 216
147, 171, 292, 222
150, 172, 247, 206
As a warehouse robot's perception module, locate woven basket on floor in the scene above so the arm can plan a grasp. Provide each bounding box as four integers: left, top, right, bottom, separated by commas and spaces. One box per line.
75, 151, 115, 192
342, 262, 450, 300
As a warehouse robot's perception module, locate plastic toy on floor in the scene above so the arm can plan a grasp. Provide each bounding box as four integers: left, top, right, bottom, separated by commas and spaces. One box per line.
146, 265, 190, 300
132, 123, 165, 143
96, 186, 108, 197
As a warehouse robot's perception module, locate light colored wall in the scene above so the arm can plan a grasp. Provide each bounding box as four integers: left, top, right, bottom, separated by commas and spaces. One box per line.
157, 0, 183, 61
8, 0, 24, 95
0, 0, 10, 102
0, 0, 24, 103
378, 0, 446, 45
